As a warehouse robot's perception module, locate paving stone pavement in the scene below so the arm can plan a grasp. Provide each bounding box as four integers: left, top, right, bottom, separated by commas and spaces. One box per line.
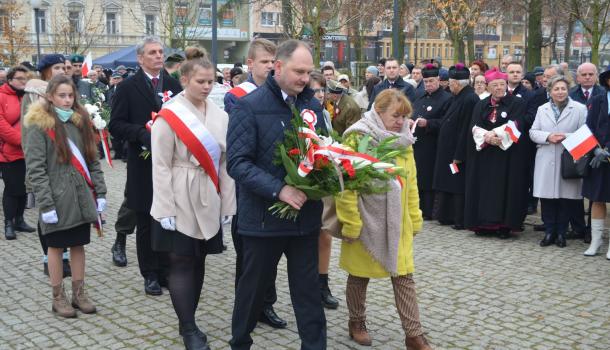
1, 161, 610, 349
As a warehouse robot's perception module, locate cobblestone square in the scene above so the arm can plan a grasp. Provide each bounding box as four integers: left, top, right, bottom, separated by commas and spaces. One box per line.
1, 162, 609, 349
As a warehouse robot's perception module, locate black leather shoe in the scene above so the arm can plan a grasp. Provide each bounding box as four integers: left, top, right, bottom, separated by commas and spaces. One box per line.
539, 232, 556, 247
111, 233, 127, 267
565, 230, 585, 240
4, 221, 16, 240
182, 328, 210, 350
179, 324, 208, 342
451, 224, 465, 230
259, 306, 287, 329
62, 259, 71, 278
321, 286, 339, 309
13, 217, 35, 233
144, 278, 162, 296
556, 233, 567, 248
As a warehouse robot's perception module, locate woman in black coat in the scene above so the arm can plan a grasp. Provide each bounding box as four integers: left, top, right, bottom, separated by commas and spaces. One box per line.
583, 70, 610, 258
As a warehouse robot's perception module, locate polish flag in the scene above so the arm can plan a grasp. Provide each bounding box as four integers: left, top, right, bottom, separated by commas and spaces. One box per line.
449, 162, 459, 174
562, 124, 598, 161
505, 120, 521, 143
81, 52, 93, 78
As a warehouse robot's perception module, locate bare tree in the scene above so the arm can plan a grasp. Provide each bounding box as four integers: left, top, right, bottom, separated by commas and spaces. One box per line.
0, 0, 32, 65
570, 0, 610, 65
49, 5, 105, 54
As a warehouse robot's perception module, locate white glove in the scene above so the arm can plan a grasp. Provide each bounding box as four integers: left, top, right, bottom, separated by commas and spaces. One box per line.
96, 198, 106, 213
41, 210, 58, 224
160, 216, 176, 231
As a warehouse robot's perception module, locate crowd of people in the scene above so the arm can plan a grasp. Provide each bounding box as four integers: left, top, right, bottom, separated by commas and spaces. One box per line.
1, 34, 610, 350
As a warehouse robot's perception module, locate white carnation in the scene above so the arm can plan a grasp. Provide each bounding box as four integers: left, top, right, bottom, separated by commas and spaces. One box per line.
92, 115, 107, 130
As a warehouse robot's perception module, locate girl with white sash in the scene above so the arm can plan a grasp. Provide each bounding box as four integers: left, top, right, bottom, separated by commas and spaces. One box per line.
150, 55, 236, 350
23, 75, 107, 318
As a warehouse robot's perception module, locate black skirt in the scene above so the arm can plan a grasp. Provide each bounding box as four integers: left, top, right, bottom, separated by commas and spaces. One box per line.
151, 220, 224, 257
45, 223, 91, 248
582, 164, 610, 202
0, 160, 26, 196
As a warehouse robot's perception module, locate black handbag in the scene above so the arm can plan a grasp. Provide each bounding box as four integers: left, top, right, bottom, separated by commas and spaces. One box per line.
561, 149, 591, 179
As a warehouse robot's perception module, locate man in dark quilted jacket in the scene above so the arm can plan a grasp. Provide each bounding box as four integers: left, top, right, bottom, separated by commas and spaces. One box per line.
227, 39, 327, 350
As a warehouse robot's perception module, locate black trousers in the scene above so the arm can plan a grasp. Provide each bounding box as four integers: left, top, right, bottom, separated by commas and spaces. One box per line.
418, 190, 435, 219
135, 212, 170, 280
230, 233, 326, 350
115, 196, 137, 235
1, 160, 26, 222
231, 215, 277, 307
568, 199, 588, 234
435, 191, 464, 226
540, 198, 572, 234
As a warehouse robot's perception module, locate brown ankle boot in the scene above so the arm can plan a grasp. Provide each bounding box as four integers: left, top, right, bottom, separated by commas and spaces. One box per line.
405, 334, 432, 350
348, 320, 372, 346
52, 283, 76, 318
71, 280, 96, 314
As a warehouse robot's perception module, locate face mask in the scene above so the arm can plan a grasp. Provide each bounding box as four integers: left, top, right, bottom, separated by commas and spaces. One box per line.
54, 106, 74, 123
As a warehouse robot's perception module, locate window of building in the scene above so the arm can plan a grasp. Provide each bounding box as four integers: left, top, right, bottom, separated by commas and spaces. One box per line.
445, 46, 449, 59
261, 12, 280, 27
485, 25, 497, 35
106, 12, 117, 34
68, 10, 81, 33
175, 2, 188, 25
199, 3, 212, 25
221, 4, 235, 27
36, 9, 46, 33
0, 9, 7, 34
145, 14, 155, 35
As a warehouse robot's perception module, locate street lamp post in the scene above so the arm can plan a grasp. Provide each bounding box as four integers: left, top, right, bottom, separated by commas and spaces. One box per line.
211, 0, 218, 70
31, 0, 42, 63
414, 19, 419, 64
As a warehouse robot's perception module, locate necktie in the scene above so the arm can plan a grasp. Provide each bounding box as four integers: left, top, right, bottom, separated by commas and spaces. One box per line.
584, 90, 590, 100
285, 95, 295, 105
151, 77, 159, 89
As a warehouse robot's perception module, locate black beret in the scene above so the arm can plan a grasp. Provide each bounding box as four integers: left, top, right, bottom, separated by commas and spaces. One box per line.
448, 63, 470, 80
230, 67, 243, 80
37, 54, 65, 72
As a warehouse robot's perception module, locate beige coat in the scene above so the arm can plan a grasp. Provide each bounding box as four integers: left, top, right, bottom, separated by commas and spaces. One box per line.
150, 93, 236, 240
529, 99, 587, 199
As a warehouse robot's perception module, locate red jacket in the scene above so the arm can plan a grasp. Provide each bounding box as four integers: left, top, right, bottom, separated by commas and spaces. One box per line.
0, 83, 24, 162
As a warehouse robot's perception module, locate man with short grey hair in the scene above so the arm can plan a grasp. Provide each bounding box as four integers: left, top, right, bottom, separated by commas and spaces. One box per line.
570, 62, 603, 105
500, 55, 514, 72
108, 36, 182, 296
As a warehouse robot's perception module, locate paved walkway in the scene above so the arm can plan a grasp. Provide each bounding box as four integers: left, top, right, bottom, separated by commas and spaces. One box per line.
1, 161, 609, 349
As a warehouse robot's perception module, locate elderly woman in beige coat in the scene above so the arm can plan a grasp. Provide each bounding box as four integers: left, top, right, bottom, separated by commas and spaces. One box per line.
530, 75, 587, 248
150, 55, 235, 350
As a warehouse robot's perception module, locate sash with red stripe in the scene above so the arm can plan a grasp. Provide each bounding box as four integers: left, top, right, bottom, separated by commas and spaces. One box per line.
228, 81, 257, 99
47, 129, 103, 235
153, 104, 222, 193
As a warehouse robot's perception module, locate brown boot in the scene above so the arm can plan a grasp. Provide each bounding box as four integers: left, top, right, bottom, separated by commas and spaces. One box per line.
52, 283, 76, 318
405, 334, 433, 350
348, 320, 372, 346
71, 280, 96, 314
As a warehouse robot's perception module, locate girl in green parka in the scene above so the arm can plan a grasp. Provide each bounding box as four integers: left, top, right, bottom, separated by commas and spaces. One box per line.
23, 75, 107, 318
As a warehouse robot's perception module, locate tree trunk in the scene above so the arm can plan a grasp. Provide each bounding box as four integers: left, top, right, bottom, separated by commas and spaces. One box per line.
466, 25, 475, 63
550, 19, 558, 64
564, 13, 574, 63
281, 0, 294, 38
590, 29, 601, 66
527, 0, 542, 71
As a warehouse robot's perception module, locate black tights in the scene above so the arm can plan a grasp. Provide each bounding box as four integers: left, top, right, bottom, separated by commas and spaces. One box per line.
169, 253, 206, 326
3, 193, 25, 222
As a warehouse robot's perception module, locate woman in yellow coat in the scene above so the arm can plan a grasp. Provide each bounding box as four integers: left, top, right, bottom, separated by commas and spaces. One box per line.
336, 89, 432, 350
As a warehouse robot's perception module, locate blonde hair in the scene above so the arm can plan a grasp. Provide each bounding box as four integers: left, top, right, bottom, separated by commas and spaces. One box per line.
373, 89, 412, 118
